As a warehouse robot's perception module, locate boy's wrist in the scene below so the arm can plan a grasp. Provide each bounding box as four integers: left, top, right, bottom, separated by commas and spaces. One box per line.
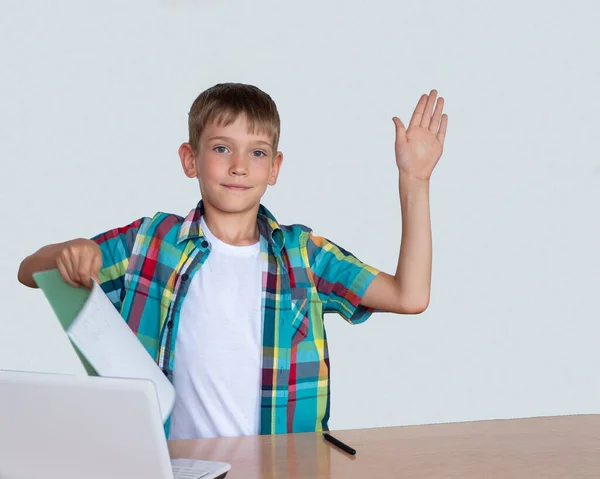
399, 174, 430, 192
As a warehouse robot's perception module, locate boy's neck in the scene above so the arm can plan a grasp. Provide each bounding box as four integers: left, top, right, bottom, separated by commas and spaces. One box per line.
201, 201, 260, 246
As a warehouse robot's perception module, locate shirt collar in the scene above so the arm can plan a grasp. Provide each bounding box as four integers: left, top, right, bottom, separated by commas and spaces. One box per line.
177, 200, 284, 251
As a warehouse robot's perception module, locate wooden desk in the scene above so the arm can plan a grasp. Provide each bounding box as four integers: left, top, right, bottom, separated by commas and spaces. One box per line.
168, 415, 600, 478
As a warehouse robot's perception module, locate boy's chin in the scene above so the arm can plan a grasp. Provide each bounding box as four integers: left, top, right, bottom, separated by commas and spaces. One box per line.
204, 195, 263, 215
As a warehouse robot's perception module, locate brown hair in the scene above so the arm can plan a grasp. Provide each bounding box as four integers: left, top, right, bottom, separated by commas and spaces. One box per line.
188, 83, 281, 154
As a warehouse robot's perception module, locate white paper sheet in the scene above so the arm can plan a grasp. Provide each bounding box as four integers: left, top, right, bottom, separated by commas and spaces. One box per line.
66, 280, 175, 422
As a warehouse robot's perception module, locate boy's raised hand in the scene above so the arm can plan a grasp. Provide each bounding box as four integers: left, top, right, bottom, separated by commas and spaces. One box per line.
392, 90, 448, 182
55, 239, 103, 289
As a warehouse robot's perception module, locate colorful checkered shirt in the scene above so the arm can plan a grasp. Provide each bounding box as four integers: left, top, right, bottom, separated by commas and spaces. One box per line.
91, 201, 379, 435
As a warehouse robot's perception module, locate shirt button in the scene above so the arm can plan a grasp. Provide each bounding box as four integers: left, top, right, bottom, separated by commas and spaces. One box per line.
181, 273, 189, 282
201, 240, 209, 248
168, 320, 174, 328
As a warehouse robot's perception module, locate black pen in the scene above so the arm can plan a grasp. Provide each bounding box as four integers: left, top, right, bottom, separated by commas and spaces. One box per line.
323, 432, 357, 455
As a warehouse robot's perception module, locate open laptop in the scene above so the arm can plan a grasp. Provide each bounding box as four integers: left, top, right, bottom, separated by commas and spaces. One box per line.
0, 370, 231, 479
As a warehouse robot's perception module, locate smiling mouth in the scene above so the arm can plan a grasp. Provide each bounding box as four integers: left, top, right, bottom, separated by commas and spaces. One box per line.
222, 184, 251, 191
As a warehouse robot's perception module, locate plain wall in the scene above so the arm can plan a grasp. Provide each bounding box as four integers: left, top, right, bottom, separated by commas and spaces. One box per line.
1, 0, 600, 430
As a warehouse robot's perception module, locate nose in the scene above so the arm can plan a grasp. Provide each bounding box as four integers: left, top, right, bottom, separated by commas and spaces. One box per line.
229, 153, 249, 176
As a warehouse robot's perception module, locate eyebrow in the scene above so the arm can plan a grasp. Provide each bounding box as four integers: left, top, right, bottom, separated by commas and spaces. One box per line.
206, 136, 273, 148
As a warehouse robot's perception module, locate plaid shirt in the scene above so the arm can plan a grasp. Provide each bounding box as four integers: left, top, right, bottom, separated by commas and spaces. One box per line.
91, 201, 379, 435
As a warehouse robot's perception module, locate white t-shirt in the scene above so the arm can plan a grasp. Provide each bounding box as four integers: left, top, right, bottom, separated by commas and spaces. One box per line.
168, 217, 263, 439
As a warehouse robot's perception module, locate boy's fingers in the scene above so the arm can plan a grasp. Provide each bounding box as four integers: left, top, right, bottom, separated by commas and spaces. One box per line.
76, 261, 94, 289
409, 94, 427, 128
420, 90, 437, 128
430, 97, 444, 132
92, 253, 103, 279
79, 252, 99, 289
86, 252, 103, 287
438, 114, 448, 146
69, 256, 89, 288
393, 116, 406, 131
56, 259, 80, 288
393, 117, 407, 143
58, 253, 76, 284
79, 271, 94, 289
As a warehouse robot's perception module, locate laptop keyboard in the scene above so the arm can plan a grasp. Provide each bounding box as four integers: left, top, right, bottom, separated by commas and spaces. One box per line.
172, 466, 211, 478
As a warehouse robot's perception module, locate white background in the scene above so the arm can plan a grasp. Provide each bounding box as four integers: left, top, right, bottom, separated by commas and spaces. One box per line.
1, 0, 599, 431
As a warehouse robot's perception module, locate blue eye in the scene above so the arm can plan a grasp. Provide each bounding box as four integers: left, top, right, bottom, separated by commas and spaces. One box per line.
214, 146, 229, 154
252, 150, 267, 158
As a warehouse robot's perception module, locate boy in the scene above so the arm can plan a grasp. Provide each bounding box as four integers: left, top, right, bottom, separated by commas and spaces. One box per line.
18, 83, 448, 439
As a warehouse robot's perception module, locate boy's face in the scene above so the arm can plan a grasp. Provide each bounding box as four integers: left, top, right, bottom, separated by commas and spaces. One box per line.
179, 113, 283, 215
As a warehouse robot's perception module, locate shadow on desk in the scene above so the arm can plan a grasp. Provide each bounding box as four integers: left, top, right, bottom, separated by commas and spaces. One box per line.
170, 432, 334, 478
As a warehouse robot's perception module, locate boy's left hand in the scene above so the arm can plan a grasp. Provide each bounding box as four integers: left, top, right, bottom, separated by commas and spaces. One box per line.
393, 90, 448, 182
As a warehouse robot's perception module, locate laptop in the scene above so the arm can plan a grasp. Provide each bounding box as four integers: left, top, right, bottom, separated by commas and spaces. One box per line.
0, 370, 231, 479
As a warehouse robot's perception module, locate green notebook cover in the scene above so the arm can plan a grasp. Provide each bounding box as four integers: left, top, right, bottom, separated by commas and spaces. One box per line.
33, 269, 98, 376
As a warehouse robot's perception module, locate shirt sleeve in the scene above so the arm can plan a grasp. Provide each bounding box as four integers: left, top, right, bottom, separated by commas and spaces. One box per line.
90, 218, 147, 313
307, 233, 380, 324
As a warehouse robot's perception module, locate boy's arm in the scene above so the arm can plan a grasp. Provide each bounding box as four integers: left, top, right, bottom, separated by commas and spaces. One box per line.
360, 90, 448, 315
361, 178, 432, 314
17, 240, 85, 288
18, 218, 146, 314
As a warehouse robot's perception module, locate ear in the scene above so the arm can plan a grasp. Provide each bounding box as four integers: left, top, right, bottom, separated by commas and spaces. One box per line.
179, 143, 198, 178
268, 151, 284, 186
